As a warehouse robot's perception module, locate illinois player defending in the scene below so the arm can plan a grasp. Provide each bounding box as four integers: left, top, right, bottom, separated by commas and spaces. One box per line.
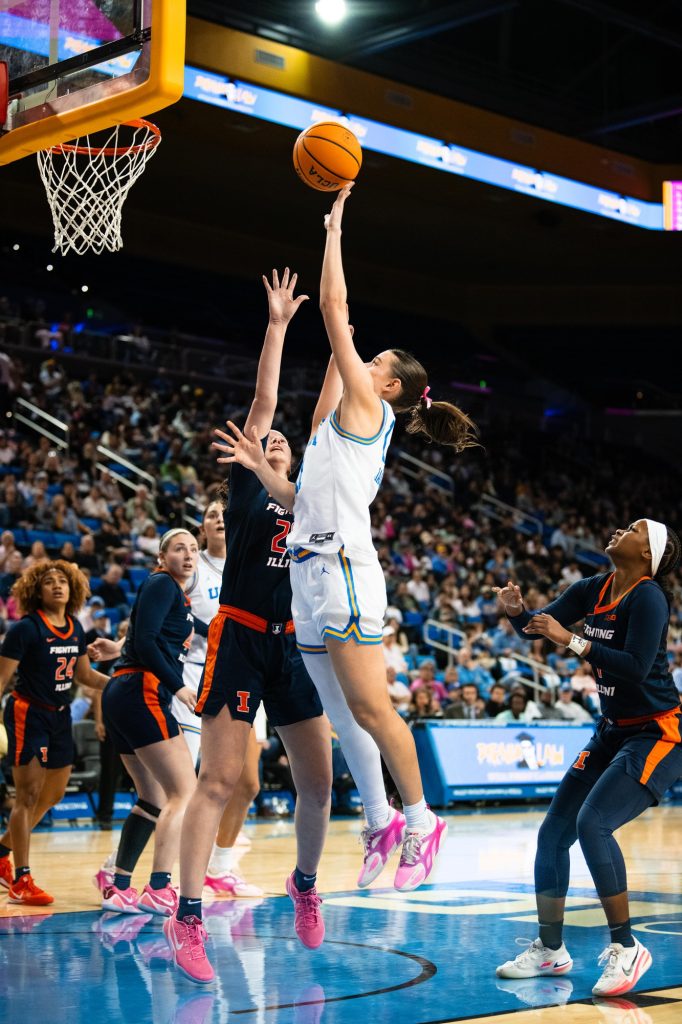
100, 529, 198, 915
217, 184, 478, 893
0, 560, 109, 905
166, 268, 332, 984
173, 497, 263, 898
91, 501, 262, 898
495, 520, 681, 997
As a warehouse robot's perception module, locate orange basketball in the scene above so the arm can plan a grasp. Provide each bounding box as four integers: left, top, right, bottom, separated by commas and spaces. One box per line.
293, 121, 362, 192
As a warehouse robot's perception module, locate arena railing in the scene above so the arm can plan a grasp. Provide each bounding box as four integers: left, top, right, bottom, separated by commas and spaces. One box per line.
394, 450, 453, 494
423, 617, 557, 702
11, 397, 201, 530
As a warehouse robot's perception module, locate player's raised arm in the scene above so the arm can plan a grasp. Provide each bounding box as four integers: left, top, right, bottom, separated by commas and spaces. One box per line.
244, 268, 308, 440
310, 352, 343, 437
319, 185, 382, 428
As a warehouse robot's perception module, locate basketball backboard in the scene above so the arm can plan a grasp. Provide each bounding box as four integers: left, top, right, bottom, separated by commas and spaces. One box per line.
0, 0, 185, 165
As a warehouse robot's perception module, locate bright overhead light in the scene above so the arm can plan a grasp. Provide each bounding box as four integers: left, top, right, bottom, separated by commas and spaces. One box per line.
81, 284, 89, 292
315, 0, 347, 26
12, 244, 19, 251
46, 264, 54, 272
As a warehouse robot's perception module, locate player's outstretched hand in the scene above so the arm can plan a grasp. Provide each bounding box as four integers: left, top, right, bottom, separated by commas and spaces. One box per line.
88, 637, 121, 661
324, 182, 354, 232
175, 686, 196, 712
492, 580, 524, 615
263, 267, 309, 325
522, 613, 569, 646
213, 421, 265, 470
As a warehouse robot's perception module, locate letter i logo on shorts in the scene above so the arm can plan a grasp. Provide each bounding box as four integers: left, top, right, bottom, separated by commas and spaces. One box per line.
573, 751, 590, 771
236, 691, 251, 714
40, 747, 48, 763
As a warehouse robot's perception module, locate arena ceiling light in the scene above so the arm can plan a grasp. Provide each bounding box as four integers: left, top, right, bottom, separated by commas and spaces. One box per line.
315, 0, 348, 27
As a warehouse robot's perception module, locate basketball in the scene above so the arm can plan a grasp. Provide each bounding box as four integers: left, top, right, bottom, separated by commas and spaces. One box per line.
293, 121, 362, 192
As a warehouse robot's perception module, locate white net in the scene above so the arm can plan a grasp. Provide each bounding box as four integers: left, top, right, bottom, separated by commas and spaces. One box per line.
36, 120, 161, 256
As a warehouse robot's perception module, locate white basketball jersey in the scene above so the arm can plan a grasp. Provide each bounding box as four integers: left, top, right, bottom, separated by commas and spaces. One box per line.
185, 550, 224, 665
288, 399, 394, 564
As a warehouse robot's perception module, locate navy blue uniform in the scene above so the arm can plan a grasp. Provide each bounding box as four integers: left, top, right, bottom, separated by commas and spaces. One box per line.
102, 571, 195, 754
510, 571, 682, 902
1, 611, 86, 768
196, 442, 323, 727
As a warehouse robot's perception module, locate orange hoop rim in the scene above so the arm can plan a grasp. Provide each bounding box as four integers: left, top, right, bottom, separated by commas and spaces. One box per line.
49, 118, 161, 157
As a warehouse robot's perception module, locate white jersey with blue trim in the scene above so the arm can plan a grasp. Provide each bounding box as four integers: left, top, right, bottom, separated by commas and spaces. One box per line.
184, 550, 224, 667
288, 399, 395, 564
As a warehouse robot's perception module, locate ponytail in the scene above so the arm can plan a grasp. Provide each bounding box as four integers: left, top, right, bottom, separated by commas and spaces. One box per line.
389, 348, 479, 451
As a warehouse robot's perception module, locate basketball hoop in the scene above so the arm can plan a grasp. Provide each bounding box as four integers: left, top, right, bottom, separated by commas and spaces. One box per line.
37, 119, 161, 256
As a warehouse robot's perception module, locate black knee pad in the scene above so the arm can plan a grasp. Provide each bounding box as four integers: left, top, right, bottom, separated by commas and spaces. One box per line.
135, 798, 161, 819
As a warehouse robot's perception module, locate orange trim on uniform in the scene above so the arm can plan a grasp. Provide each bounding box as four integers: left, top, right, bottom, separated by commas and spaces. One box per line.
617, 705, 681, 727
112, 666, 144, 678
11, 695, 29, 766
638, 708, 681, 787
37, 609, 74, 640
219, 604, 295, 635
195, 612, 227, 714
142, 672, 170, 742
593, 574, 652, 614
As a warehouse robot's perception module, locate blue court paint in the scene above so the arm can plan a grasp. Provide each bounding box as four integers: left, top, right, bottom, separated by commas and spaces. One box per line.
0, 882, 680, 1023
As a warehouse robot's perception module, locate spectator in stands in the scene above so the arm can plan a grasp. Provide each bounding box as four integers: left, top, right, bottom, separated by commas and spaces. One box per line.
444, 682, 485, 720
455, 647, 496, 694
486, 616, 529, 658
0, 550, 23, 600
78, 595, 112, 644
59, 541, 76, 562
382, 625, 408, 677
94, 563, 129, 612
453, 583, 483, 625
0, 531, 17, 572
495, 687, 542, 724
550, 521, 575, 557
484, 682, 508, 718
537, 687, 564, 720
406, 686, 442, 721
75, 534, 103, 576
406, 568, 431, 609
82, 484, 109, 521
98, 470, 122, 505
443, 664, 459, 693
409, 659, 449, 704
0, 476, 28, 529
50, 494, 87, 536
560, 560, 583, 587
22, 540, 47, 571
555, 682, 595, 722
125, 484, 158, 524
386, 666, 411, 714
569, 661, 598, 703
135, 522, 161, 560
0, 431, 17, 467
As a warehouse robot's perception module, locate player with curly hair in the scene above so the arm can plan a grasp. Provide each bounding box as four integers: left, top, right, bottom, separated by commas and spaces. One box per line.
0, 559, 109, 905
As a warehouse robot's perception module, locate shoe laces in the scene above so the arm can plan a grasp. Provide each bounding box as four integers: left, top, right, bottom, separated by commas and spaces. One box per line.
597, 944, 625, 976
294, 889, 322, 927
399, 831, 424, 866
182, 916, 208, 960
512, 937, 543, 963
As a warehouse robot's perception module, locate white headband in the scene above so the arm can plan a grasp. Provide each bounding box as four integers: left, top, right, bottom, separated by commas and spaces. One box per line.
644, 519, 668, 576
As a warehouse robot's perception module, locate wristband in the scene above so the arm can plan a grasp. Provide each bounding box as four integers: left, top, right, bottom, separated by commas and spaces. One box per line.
567, 633, 588, 657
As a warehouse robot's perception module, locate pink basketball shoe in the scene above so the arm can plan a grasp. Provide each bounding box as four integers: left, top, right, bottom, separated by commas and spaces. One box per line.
285, 872, 325, 950
164, 914, 215, 985
137, 883, 179, 916
393, 813, 448, 892
357, 807, 407, 888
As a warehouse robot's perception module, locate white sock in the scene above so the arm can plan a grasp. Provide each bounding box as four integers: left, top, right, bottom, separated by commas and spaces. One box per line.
403, 798, 432, 832
104, 849, 118, 870
208, 844, 236, 874
301, 652, 390, 826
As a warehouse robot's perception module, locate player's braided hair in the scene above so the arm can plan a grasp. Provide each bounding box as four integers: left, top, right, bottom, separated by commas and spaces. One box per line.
655, 527, 681, 606
388, 349, 479, 452
12, 558, 90, 615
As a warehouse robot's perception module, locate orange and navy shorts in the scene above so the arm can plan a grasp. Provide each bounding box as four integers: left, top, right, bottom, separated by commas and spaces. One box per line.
195, 605, 323, 727
569, 706, 682, 803
4, 692, 74, 769
102, 668, 180, 755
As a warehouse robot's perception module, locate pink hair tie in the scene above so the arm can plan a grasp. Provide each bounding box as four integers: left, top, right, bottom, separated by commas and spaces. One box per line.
421, 386, 432, 409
